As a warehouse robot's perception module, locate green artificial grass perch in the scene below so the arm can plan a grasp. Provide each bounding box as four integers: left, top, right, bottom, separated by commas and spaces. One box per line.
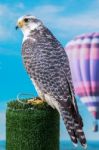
6, 97, 60, 150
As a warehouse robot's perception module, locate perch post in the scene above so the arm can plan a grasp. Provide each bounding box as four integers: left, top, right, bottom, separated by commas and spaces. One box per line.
6, 98, 60, 150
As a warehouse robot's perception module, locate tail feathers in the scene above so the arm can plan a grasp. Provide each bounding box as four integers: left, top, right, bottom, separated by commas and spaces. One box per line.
60, 105, 87, 149
66, 123, 78, 145
61, 108, 78, 145
70, 101, 84, 128
74, 121, 87, 148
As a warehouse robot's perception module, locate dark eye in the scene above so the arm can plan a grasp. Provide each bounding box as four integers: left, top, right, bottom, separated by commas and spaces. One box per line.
24, 18, 28, 22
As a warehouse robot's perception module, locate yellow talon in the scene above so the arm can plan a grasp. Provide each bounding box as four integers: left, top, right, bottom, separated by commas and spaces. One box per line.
27, 98, 44, 105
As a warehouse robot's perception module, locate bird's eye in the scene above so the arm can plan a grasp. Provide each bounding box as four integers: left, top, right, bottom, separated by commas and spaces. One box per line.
24, 18, 28, 22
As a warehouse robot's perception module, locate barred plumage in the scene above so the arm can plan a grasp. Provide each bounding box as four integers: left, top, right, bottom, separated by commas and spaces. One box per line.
17, 15, 87, 148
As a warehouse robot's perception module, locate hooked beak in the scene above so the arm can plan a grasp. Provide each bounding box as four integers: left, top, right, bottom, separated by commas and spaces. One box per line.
15, 25, 19, 30
15, 20, 25, 30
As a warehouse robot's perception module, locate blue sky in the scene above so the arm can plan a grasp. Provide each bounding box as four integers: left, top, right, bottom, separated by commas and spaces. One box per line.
0, 0, 99, 142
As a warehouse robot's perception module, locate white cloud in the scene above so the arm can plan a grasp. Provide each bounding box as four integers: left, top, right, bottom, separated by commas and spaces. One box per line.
0, 4, 9, 16
16, 2, 25, 9
0, 2, 99, 42
0, 24, 12, 40
0, 5, 12, 40
0, 6, 14, 40
0, 4, 18, 19
0, 4, 64, 41
0, 4, 23, 41
27, 3, 99, 42
32, 5, 64, 15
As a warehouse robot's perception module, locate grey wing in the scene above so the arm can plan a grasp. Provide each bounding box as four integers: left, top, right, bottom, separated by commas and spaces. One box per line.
22, 34, 77, 113
22, 36, 78, 112
22, 36, 86, 147
52, 39, 80, 113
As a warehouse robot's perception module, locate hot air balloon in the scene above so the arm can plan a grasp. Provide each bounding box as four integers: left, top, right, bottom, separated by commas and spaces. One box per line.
65, 32, 99, 132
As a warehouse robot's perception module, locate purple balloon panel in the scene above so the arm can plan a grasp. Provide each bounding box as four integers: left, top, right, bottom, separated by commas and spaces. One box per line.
66, 33, 99, 97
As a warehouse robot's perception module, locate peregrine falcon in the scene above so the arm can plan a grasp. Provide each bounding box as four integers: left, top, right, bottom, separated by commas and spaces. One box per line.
16, 15, 87, 148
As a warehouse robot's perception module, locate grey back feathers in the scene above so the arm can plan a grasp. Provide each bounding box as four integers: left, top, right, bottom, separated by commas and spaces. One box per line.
22, 24, 87, 148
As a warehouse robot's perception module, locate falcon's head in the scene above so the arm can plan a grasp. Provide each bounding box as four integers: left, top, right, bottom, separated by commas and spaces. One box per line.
16, 15, 43, 36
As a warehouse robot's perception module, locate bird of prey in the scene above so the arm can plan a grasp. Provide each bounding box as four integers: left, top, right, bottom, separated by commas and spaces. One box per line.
16, 15, 87, 148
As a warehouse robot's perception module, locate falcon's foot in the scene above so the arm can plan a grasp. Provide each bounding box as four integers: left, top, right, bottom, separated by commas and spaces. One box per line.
27, 97, 45, 105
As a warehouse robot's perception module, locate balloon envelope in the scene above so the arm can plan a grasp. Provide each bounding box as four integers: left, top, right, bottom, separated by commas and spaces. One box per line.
65, 33, 99, 119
